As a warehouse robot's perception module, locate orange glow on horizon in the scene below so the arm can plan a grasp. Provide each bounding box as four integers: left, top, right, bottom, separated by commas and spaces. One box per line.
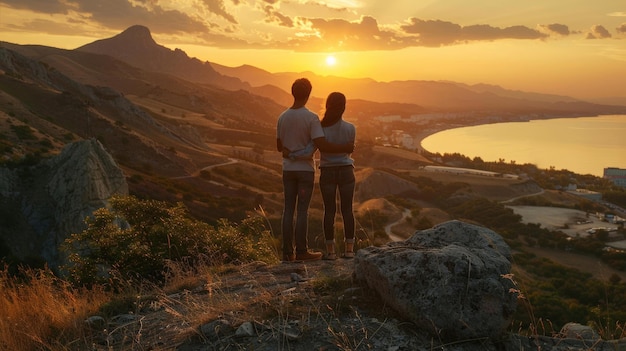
3, 29, 625, 101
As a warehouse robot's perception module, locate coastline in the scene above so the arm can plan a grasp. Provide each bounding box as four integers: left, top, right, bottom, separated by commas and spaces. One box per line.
413, 114, 626, 177
414, 114, 620, 153
415, 120, 493, 153
415, 128, 446, 153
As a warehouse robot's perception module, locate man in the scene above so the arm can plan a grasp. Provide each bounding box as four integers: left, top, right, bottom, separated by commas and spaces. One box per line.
276, 78, 354, 262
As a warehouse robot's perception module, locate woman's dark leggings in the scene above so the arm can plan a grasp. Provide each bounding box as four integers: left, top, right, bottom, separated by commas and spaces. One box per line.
319, 165, 355, 244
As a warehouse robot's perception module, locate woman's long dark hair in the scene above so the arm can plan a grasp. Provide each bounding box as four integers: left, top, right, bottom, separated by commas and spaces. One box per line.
320, 92, 346, 127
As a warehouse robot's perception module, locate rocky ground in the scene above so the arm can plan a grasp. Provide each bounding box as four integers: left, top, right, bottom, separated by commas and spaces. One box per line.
82, 258, 625, 351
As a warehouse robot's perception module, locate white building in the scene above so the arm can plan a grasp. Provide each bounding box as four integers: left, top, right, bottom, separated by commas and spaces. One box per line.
604, 167, 626, 188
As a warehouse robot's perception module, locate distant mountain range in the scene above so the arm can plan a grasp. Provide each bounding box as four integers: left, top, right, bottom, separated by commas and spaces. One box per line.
67, 25, 626, 113
2, 24, 625, 184
0, 26, 626, 162
2, 25, 626, 169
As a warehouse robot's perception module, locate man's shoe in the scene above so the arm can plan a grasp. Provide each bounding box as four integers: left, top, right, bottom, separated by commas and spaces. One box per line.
295, 251, 322, 261
282, 254, 295, 263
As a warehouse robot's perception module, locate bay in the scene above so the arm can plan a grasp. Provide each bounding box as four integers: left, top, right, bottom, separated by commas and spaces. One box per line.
420, 115, 626, 177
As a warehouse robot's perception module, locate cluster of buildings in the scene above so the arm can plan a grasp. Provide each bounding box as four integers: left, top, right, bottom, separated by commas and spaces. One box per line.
604, 167, 626, 188
373, 113, 476, 151
371, 113, 626, 191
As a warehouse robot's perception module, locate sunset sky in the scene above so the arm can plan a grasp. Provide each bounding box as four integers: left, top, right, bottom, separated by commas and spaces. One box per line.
1, 0, 625, 101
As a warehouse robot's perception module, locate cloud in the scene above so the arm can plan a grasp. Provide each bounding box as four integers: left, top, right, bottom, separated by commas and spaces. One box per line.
618, 23, 626, 34
539, 23, 570, 36
465, 24, 547, 40
275, 15, 552, 51
0, 0, 68, 14
4, 18, 95, 36
0, 0, 589, 51
0, 0, 236, 34
401, 18, 547, 47
77, 0, 210, 34
400, 19, 461, 46
263, 5, 294, 27
290, 16, 411, 51
586, 24, 612, 39
200, 0, 238, 24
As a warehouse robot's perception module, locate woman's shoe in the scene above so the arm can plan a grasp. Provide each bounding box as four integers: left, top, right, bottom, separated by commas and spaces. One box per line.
342, 251, 354, 259
323, 252, 337, 260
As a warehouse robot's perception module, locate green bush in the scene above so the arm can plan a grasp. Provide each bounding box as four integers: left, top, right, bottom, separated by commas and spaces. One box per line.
62, 195, 277, 286
10, 125, 36, 140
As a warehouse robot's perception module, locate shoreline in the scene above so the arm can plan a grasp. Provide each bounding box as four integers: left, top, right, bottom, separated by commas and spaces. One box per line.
414, 113, 617, 152
413, 114, 625, 176
414, 120, 494, 153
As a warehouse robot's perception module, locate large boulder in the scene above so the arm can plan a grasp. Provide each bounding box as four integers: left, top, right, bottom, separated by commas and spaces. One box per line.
354, 220, 517, 341
0, 139, 128, 271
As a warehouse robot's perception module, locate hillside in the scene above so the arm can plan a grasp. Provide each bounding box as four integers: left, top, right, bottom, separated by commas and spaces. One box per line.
1, 26, 626, 349
2, 23, 624, 247
1, 23, 623, 253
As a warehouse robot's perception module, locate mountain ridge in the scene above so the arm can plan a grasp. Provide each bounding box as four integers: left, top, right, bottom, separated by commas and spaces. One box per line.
69, 25, 626, 113
77, 25, 247, 91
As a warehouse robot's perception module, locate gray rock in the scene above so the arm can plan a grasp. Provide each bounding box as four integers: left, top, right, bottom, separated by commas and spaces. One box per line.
559, 322, 600, 340
291, 272, 308, 282
85, 315, 106, 330
0, 139, 128, 271
354, 220, 518, 341
200, 319, 234, 339
110, 314, 139, 326
235, 321, 256, 337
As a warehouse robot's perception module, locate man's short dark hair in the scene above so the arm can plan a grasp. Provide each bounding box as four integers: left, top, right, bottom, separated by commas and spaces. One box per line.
291, 78, 312, 99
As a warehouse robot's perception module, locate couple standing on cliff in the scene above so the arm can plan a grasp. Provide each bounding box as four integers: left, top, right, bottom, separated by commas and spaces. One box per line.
276, 78, 356, 262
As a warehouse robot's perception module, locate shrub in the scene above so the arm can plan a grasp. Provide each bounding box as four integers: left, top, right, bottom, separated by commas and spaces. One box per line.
63, 195, 277, 286
10, 125, 36, 140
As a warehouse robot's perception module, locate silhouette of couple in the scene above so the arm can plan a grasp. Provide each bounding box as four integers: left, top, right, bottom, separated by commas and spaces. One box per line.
276, 78, 356, 262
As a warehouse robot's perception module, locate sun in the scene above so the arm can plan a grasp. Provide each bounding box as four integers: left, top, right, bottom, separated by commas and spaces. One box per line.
325, 55, 337, 66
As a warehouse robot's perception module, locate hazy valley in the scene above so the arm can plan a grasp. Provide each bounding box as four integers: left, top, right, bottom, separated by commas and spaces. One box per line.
1, 25, 626, 350
2, 22, 626, 285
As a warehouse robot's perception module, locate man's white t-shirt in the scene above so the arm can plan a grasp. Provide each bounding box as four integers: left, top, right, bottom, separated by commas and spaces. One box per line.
276, 107, 324, 172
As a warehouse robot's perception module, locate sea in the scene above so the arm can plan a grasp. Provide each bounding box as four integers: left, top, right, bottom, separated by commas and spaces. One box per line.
420, 114, 626, 177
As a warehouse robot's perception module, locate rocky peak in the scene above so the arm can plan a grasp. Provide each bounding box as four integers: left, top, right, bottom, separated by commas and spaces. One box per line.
77, 25, 166, 64
75, 25, 247, 89
115, 25, 157, 48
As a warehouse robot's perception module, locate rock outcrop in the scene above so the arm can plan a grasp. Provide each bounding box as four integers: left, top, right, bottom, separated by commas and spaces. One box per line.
0, 139, 128, 271
354, 220, 518, 341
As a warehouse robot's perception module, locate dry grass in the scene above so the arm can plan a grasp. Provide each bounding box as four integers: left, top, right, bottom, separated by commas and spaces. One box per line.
2, 255, 625, 351
0, 256, 368, 351
0, 266, 110, 351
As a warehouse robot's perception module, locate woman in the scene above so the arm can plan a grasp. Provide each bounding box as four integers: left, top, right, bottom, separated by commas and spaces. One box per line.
318, 92, 356, 260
